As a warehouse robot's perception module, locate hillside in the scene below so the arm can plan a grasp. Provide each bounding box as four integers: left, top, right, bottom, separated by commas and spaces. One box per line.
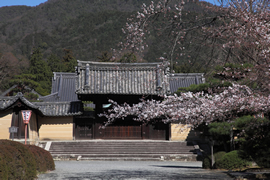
0, 0, 143, 60
0, 0, 213, 93
0, 0, 210, 60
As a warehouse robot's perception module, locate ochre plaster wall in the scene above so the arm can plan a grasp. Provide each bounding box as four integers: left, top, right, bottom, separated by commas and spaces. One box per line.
0, 110, 12, 139
170, 123, 191, 141
28, 113, 39, 144
38, 116, 73, 140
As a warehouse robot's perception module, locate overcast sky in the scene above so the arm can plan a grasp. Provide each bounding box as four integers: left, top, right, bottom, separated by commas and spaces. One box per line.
0, 0, 218, 8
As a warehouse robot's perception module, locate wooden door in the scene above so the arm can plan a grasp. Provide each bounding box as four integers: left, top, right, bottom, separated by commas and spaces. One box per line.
103, 125, 142, 139
75, 119, 93, 140
100, 118, 143, 139
149, 122, 169, 140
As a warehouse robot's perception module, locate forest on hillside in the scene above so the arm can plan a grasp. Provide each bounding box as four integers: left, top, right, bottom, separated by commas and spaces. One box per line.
0, 0, 217, 95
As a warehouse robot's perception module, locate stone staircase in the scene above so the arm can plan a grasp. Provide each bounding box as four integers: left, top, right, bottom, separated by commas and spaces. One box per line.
44, 140, 199, 161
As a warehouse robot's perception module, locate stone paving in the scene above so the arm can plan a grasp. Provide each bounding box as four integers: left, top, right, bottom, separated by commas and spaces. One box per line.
38, 161, 233, 180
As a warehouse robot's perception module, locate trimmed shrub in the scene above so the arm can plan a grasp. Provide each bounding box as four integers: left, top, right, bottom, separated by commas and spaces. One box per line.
213, 151, 226, 169
0, 153, 8, 180
26, 145, 55, 172
202, 154, 211, 169
235, 116, 270, 168
202, 151, 226, 169
215, 150, 250, 170
0, 140, 37, 180
0, 140, 55, 179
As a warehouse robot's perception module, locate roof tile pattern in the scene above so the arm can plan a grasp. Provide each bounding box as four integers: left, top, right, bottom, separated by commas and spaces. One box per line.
0, 93, 82, 116
40, 72, 79, 102
34, 101, 83, 116
0, 93, 38, 110
76, 61, 170, 95
169, 73, 205, 93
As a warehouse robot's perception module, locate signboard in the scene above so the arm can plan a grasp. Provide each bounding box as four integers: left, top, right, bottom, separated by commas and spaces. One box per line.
9, 126, 18, 141
21, 110, 32, 124
9, 126, 18, 133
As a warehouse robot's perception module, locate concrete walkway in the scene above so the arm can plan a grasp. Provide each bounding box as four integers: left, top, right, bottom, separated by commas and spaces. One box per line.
38, 161, 232, 180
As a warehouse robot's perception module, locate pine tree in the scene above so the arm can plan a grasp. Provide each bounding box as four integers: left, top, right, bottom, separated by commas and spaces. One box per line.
47, 53, 62, 72
28, 47, 52, 81
62, 49, 77, 72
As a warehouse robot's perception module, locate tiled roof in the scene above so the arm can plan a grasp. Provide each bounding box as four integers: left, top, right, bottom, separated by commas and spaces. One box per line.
0, 93, 83, 116
39, 72, 79, 102
169, 73, 205, 93
75, 61, 170, 96
0, 92, 38, 110
33, 101, 83, 116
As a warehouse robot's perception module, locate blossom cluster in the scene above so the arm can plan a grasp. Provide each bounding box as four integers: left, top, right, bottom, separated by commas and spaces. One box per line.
204, 0, 270, 65
100, 83, 270, 128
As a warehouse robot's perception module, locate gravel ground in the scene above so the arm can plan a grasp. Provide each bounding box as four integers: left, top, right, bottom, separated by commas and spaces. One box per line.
38, 161, 233, 180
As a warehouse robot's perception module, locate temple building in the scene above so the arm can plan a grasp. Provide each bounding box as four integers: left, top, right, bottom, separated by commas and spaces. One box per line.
0, 61, 204, 144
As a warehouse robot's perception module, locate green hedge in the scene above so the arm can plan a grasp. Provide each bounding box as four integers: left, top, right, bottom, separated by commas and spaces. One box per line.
0, 153, 8, 180
215, 150, 250, 170
202, 151, 226, 169
203, 151, 250, 170
0, 140, 55, 180
0, 140, 37, 180
26, 145, 55, 172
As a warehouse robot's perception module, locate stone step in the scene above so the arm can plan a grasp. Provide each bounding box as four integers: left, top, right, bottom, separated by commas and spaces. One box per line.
52, 154, 197, 161
47, 140, 198, 161
50, 146, 193, 151
50, 143, 189, 146
79, 157, 161, 161
50, 151, 194, 154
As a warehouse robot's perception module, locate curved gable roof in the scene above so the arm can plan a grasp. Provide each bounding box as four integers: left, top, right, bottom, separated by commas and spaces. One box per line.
0, 93, 83, 116
75, 61, 170, 96
0, 92, 38, 111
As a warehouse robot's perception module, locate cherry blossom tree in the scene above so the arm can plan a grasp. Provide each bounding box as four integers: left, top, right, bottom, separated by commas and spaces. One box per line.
118, 0, 270, 81
101, 83, 270, 127
102, 0, 270, 127
205, 0, 270, 93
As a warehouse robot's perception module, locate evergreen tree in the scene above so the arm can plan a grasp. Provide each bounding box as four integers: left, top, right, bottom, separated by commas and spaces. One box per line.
97, 51, 112, 62
62, 49, 77, 72
47, 53, 62, 72
28, 47, 52, 81
9, 74, 49, 96
8, 48, 53, 96
119, 52, 137, 63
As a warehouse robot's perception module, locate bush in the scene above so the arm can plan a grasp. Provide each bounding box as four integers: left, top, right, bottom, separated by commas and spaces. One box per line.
26, 145, 55, 172
0, 153, 8, 180
0, 140, 55, 179
235, 116, 270, 168
215, 150, 250, 170
202, 151, 226, 169
0, 140, 37, 180
202, 154, 211, 169
213, 151, 226, 168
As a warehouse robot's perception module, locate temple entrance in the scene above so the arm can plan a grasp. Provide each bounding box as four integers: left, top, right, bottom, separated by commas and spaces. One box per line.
74, 117, 169, 140
74, 118, 93, 140
149, 122, 169, 140
102, 122, 142, 139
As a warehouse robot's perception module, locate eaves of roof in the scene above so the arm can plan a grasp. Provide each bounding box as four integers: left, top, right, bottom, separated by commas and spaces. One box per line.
0, 92, 39, 111
0, 93, 83, 117
33, 101, 83, 117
